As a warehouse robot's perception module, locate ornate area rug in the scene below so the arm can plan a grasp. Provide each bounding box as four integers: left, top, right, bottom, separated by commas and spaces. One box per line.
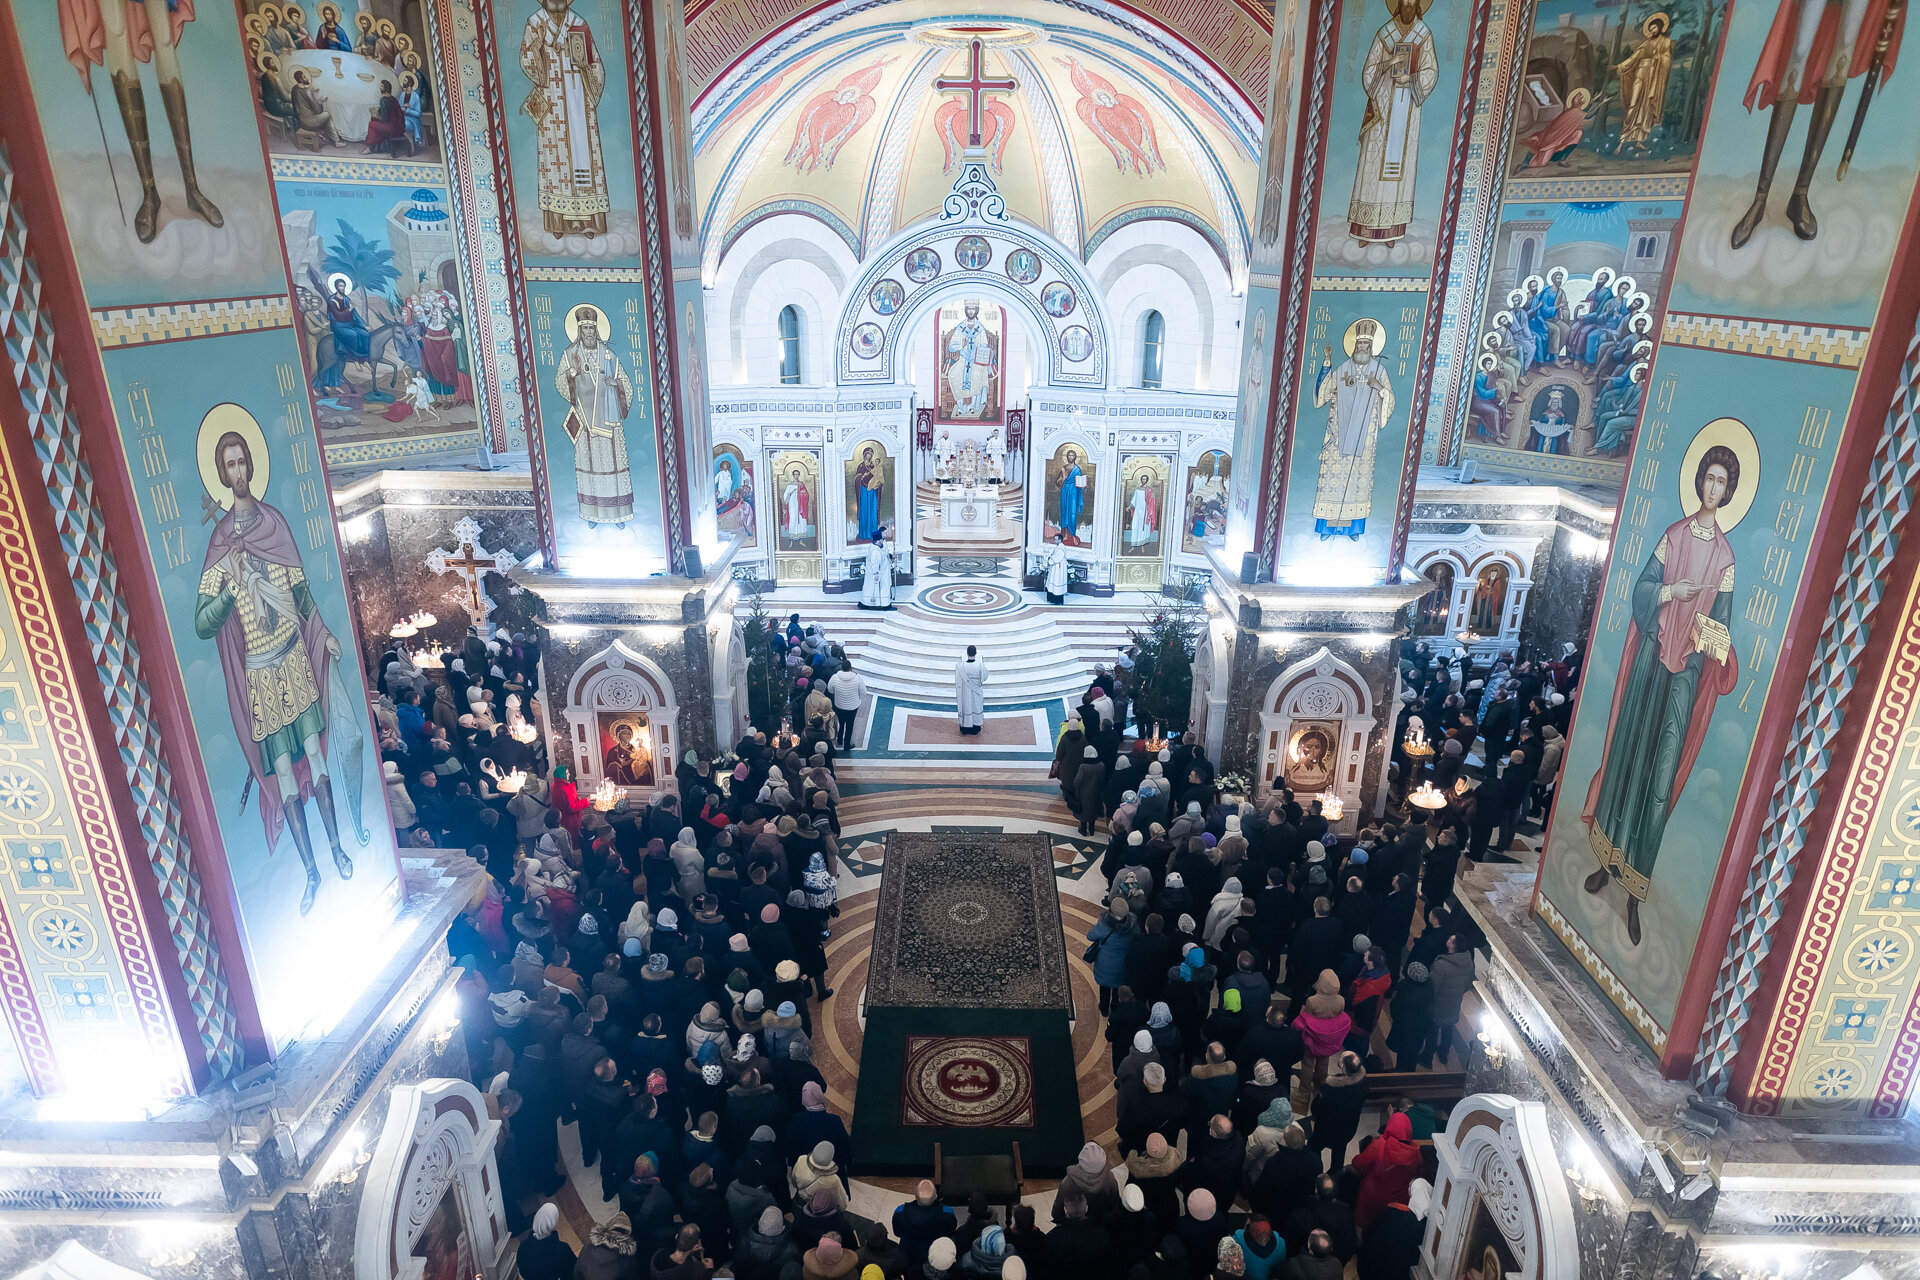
866, 831, 1071, 1012
901, 1035, 1035, 1128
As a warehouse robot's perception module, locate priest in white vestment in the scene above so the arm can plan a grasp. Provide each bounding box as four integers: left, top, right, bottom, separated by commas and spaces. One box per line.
521, 0, 611, 237
860, 527, 894, 610
955, 646, 988, 734
1347, 0, 1437, 245
555, 308, 635, 525
1310, 321, 1395, 540
1042, 535, 1070, 604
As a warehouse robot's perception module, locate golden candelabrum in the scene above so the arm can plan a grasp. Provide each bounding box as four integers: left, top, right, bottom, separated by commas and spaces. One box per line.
388, 619, 417, 639
1315, 789, 1345, 822
1409, 782, 1447, 811
508, 720, 538, 745
1141, 721, 1169, 754
1403, 715, 1433, 760
481, 758, 527, 794
414, 640, 447, 669
589, 778, 621, 811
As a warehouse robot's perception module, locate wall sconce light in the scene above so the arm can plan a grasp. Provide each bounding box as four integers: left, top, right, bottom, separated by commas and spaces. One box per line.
1564, 1137, 1606, 1213
1476, 1013, 1510, 1070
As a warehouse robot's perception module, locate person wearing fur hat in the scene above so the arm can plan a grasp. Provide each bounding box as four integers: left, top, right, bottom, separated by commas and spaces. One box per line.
891, 1180, 956, 1268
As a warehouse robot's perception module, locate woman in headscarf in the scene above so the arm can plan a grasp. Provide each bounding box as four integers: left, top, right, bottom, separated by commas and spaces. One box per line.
1083, 896, 1137, 1015
671, 827, 706, 906
1053, 713, 1087, 804
515, 1202, 575, 1280
1054, 1141, 1120, 1221
1201, 876, 1245, 948
1309, 1051, 1370, 1172
960, 1222, 1010, 1278
687, 1001, 733, 1059
802, 850, 837, 919
1145, 1000, 1181, 1062
1241, 1096, 1296, 1184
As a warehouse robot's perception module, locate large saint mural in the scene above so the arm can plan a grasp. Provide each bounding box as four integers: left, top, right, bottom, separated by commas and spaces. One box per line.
15, 0, 402, 1049
1119, 455, 1170, 560
1183, 450, 1232, 555
1508, 0, 1724, 178
714, 443, 757, 549
1536, 0, 1920, 1055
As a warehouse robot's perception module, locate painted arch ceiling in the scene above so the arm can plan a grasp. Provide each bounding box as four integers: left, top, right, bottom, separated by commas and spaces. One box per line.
689, 0, 1266, 275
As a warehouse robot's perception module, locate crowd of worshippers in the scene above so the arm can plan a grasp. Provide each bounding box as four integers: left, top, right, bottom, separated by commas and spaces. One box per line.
771, 615, 870, 753
370, 627, 551, 849
1388, 639, 1582, 862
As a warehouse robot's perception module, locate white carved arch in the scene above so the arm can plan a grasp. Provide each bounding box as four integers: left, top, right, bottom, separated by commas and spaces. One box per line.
1190, 613, 1236, 765
712, 619, 750, 749
1404, 525, 1538, 659
565, 640, 681, 798
354, 1077, 508, 1280
1256, 646, 1374, 827
1423, 1094, 1581, 1280
835, 218, 1112, 388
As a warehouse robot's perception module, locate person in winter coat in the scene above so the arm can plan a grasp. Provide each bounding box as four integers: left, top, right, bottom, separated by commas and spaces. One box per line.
859, 1226, 908, 1280
1118, 1062, 1186, 1157
1385, 961, 1436, 1069
1425, 935, 1476, 1068
731, 1206, 799, 1280
891, 1180, 955, 1267
1351, 1113, 1422, 1229
1103, 1182, 1160, 1273
1242, 1096, 1296, 1184
802, 1233, 861, 1280
1178, 1043, 1239, 1132
1281, 1231, 1342, 1280
786, 1081, 852, 1175
1307, 1054, 1368, 1173
1043, 1190, 1115, 1277
1354, 1199, 1425, 1280
1249, 1126, 1318, 1227
1201, 878, 1246, 949
959, 1223, 1011, 1279
1233, 1214, 1285, 1280
575, 1212, 643, 1280
792, 1141, 850, 1212
1123, 1131, 1185, 1226
383, 760, 418, 839
1073, 746, 1107, 835
1055, 1141, 1120, 1221
518, 1203, 576, 1280
1085, 897, 1138, 1015
1174, 1188, 1230, 1276
1292, 972, 1351, 1107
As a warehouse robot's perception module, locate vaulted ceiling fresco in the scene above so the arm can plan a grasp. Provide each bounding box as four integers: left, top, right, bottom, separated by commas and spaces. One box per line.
691, 0, 1263, 282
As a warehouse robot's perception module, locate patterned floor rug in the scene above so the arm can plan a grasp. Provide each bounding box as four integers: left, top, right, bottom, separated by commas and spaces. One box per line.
865, 831, 1071, 1012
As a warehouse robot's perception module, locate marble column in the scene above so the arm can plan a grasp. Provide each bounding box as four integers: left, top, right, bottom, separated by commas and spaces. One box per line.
1212, 0, 1493, 813
1529, 0, 1920, 1096
471, 0, 717, 579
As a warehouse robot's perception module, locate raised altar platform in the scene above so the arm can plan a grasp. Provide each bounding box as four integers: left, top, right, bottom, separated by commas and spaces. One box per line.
939, 483, 1002, 537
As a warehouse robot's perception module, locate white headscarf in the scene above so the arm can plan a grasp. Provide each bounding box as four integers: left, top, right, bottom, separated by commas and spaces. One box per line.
532, 1203, 560, 1238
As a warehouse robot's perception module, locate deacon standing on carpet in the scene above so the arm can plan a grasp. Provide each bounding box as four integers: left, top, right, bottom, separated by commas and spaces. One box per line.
955, 645, 988, 736
860, 524, 895, 610
1042, 534, 1070, 605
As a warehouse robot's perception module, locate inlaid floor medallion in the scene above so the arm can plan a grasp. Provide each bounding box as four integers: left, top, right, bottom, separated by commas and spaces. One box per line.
901, 1034, 1035, 1128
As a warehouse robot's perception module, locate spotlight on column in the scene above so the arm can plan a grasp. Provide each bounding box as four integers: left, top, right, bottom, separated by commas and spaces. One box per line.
1239, 553, 1259, 585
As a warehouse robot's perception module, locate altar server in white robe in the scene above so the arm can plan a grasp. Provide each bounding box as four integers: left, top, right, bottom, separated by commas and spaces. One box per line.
955, 645, 988, 735
1042, 534, 1070, 605
861, 526, 894, 610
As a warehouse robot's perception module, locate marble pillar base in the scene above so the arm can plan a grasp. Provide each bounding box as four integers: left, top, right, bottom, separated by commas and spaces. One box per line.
0, 852, 485, 1280
1453, 862, 1920, 1279
1198, 557, 1428, 828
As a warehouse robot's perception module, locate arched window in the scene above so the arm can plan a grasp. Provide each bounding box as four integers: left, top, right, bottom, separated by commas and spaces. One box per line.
1141, 310, 1165, 389
778, 306, 802, 385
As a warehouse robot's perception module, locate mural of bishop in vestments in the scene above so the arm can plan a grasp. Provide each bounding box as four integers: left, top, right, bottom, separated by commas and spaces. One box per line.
521, 0, 610, 237
556, 306, 637, 525
1349, 0, 1437, 245
1310, 320, 1395, 539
